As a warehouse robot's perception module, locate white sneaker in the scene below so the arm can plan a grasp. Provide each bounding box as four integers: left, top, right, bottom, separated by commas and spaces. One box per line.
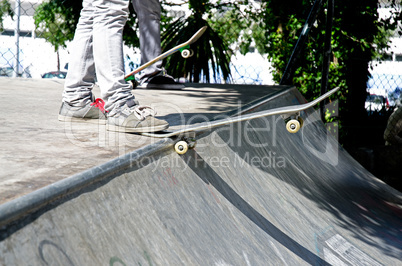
107, 103, 169, 133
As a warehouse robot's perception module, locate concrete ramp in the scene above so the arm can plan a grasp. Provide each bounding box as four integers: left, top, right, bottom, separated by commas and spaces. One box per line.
1, 87, 401, 265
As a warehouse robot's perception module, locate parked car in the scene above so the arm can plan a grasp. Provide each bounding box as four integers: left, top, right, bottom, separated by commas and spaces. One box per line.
42, 71, 67, 79
365, 94, 389, 112
0, 67, 30, 77
0, 67, 14, 77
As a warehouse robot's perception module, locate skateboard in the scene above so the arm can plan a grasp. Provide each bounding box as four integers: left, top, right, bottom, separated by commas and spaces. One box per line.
124, 26, 208, 81
142, 87, 340, 154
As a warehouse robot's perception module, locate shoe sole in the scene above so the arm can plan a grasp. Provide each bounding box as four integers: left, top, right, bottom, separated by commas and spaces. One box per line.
58, 115, 107, 125
106, 123, 169, 133
136, 84, 185, 90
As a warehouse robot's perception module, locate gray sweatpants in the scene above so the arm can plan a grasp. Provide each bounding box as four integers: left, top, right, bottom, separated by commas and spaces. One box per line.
132, 0, 163, 82
62, 0, 134, 112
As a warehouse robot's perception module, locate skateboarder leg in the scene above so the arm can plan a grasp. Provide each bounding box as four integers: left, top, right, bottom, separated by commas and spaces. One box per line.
132, 0, 184, 89
59, 0, 169, 133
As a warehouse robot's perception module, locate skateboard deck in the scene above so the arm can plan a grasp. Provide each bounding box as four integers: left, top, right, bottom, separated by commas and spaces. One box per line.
124, 26, 208, 81
142, 87, 340, 154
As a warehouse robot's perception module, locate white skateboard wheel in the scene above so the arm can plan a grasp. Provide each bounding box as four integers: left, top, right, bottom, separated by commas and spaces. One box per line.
175, 141, 188, 155
181, 49, 191, 58
286, 119, 301, 133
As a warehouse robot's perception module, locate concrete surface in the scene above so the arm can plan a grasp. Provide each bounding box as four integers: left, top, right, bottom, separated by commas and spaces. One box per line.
0, 77, 279, 204
0, 82, 401, 265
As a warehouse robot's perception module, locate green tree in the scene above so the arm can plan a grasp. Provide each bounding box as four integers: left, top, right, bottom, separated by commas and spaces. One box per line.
33, 1, 140, 50
261, 0, 401, 146
162, 0, 231, 82
0, 0, 13, 32
33, 0, 81, 51
33, 1, 140, 71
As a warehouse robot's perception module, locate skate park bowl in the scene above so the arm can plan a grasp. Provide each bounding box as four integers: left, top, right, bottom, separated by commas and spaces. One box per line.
0, 86, 401, 265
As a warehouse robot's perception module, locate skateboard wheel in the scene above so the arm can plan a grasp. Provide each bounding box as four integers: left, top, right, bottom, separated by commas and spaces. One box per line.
286, 119, 301, 133
181, 49, 191, 58
175, 141, 188, 155
189, 49, 194, 57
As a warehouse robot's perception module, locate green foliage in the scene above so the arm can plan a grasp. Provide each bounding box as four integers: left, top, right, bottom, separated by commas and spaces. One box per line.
261, 1, 351, 101
257, 1, 371, 142
207, 2, 267, 56
123, 4, 140, 48
0, 0, 13, 32
33, 0, 81, 51
372, 0, 402, 61
33, 1, 139, 51
162, 2, 231, 82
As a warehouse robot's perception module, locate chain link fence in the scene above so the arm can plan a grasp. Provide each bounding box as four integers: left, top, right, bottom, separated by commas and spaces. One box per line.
367, 1, 402, 113
0, 0, 400, 94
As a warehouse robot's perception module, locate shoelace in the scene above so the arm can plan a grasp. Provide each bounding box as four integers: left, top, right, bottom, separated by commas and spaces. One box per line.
90, 98, 107, 113
133, 105, 156, 120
